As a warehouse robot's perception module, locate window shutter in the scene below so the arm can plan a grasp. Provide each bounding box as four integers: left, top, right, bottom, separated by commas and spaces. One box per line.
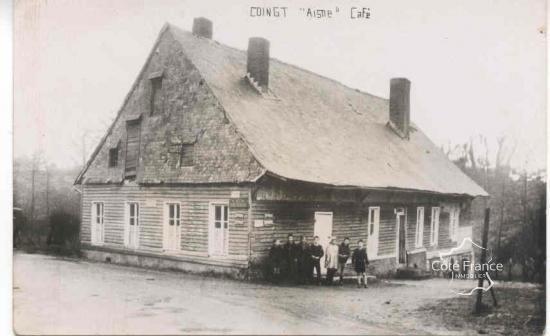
90, 203, 96, 244
124, 203, 129, 247
163, 203, 169, 250
125, 120, 141, 177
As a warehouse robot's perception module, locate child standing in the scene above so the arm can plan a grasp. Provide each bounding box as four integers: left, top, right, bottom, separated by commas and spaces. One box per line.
352, 239, 369, 288
337, 237, 351, 285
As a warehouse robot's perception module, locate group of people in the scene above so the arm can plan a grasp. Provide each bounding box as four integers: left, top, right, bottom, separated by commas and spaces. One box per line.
268, 234, 370, 288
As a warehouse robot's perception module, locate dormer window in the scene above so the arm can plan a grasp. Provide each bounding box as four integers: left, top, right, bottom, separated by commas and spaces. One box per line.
149, 71, 164, 115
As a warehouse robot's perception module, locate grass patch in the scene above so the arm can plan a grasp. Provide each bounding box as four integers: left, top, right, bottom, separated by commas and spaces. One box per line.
416, 284, 545, 335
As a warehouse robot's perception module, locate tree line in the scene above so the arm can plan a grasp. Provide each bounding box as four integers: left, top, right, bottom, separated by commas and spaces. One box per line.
443, 136, 545, 283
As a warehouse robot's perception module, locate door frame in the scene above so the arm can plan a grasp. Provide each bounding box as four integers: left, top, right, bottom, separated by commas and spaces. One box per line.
395, 207, 407, 264
91, 201, 104, 246
314, 211, 333, 274
163, 201, 182, 252
124, 201, 140, 249
367, 206, 380, 259
208, 201, 229, 257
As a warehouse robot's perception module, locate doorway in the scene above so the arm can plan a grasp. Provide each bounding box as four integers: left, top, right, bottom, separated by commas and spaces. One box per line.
314, 212, 333, 273
164, 203, 181, 252
125, 202, 140, 249
396, 208, 407, 264
209, 203, 229, 256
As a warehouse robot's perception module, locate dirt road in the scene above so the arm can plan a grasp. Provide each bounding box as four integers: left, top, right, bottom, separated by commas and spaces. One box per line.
14, 252, 478, 335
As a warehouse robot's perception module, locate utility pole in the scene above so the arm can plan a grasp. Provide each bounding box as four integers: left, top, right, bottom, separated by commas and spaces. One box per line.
475, 208, 497, 314
29, 155, 37, 246
45, 166, 50, 218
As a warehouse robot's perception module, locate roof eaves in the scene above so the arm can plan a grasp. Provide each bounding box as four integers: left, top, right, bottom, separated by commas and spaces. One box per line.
264, 171, 488, 198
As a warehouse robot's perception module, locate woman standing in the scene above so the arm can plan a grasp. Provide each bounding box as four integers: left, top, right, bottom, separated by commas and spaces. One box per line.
324, 237, 339, 285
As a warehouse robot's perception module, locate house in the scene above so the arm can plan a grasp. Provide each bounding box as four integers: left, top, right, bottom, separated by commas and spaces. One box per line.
74, 18, 488, 279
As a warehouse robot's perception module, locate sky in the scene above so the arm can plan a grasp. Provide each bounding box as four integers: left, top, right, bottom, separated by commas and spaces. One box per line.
14, 0, 547, 172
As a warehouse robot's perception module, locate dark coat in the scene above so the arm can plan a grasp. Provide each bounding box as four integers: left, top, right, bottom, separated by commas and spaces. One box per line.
352, 247, 369, 273
309, 244, 324, 263
338, 243, 351, 264
269, 245, 284, 268
297, 242, 310, 263
284, 242, 299, 263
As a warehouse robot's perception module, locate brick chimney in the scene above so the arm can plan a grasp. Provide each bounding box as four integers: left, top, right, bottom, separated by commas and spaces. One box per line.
192, 17, 213, 39
246, 37, 270, 92
389, 78, 411, 139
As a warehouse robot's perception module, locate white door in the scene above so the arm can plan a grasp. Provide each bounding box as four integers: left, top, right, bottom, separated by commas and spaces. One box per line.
367, 207, 380, 258
126, 202, 140, 249
314, 212, 333, 273
209, 204, 229, 256
164, 203, 181, 251
91, 202, 104, 245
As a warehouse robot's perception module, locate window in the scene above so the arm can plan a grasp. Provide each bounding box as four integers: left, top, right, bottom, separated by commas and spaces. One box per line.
415, 207, 424, 248
108, 147, 119, 167
129, 203, 139, 226
430, 207, 440, 246
168, 203, 181, 226
215, 205, 228, 229
179, 144, 194, 167
91, 202, 104, 245
449, 206, 460, 241
150, 76, 164, 115
125, 119, 141, 177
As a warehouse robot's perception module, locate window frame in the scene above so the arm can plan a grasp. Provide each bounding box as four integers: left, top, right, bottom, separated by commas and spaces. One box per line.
128, 202, 139, 227
430, 206, 440, 246
167, 203, 181, 227
449, 206, 460, 241
415, 207, 424, 248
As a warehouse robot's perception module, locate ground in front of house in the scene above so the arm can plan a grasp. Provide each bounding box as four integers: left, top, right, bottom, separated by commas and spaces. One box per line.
13, 252, 545, 335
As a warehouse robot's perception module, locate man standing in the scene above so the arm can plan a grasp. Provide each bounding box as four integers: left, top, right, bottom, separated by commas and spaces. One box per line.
268, 239, 283, 283
309, 236, 324, 285
352, 239, 369, 288
297, 235, 310, 284
284, 234, 298, 283
337, 237, 351, 285
325, 237, 339, 285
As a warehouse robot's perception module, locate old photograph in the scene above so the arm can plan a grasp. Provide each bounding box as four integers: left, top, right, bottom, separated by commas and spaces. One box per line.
10, 0, 547, 334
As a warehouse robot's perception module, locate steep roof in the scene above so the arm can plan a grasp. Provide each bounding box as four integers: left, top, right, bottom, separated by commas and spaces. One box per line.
167, 24, 487, 197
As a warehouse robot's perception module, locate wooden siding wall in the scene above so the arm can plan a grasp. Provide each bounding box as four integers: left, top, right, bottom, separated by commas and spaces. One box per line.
377, 206, 397, 256
251, 200, 464, 261
81, 184, 251, 266
82, 184, 467, 268
404, 204, 458, 253
250, 202, 366, 259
